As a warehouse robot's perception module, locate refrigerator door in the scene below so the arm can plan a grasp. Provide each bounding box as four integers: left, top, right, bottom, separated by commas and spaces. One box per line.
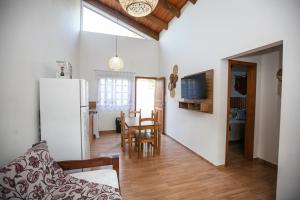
80, 80, 89, 107
40, 78, 82, 161
81, 106, 90, 160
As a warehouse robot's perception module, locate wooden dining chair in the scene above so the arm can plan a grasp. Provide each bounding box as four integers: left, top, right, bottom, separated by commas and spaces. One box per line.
120, 111, 135, 152
151, 110, 159, 124
152, 110, 161, 154
128, 109, 141, 118
149, 110, 158, 134
151, 110, 160, 152
135, 115, 159, 158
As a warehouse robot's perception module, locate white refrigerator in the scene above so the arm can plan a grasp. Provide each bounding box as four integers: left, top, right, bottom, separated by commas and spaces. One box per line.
40, 78, 90, 161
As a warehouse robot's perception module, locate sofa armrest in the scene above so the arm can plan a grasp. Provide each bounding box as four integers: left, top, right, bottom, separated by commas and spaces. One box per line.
57, 155, 119, 178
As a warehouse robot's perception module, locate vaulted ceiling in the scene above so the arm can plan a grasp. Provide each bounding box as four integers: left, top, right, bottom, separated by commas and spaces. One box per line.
84, 0, 198, 40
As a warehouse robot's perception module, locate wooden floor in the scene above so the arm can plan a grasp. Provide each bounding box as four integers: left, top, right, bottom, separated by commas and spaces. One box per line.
91, 132, 277, 200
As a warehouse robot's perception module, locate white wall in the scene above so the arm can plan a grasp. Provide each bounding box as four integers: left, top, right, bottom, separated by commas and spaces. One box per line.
238, 51, 281, 165
256, 51, 281, 165
159, 0, 300, 198
79, 31, 159, 130
0, 0, 81, 166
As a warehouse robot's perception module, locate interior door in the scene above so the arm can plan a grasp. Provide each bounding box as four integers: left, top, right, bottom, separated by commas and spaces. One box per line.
225, 60, 257, 166
154, 77, 166, 134
244, 64, 257, 160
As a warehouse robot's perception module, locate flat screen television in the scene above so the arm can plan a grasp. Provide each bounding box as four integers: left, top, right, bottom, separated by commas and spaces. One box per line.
181, 73, 207, 100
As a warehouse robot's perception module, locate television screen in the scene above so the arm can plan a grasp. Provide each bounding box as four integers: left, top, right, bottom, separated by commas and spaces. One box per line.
181, 73, 207, 100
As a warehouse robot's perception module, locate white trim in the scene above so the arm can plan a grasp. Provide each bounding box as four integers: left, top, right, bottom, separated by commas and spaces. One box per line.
80, 0, 83, 31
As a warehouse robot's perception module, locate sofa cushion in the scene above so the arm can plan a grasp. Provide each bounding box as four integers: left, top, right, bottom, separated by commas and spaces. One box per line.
71, 169, 119, 189
0, 142, 121, 199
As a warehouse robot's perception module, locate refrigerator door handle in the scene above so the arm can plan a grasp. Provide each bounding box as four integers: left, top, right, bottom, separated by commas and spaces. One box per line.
80, 80, 89, 107
80, 107, 90, 160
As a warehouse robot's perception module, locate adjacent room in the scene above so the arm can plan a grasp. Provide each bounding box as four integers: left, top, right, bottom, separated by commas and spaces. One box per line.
1, 0, 300, 199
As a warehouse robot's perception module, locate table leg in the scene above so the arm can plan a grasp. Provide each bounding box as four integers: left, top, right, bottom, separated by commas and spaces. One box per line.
128, 128, 132, 158
158, 132, 161, 155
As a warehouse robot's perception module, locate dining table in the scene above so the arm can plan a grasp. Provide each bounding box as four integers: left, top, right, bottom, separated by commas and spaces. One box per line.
125, 117, 161, 157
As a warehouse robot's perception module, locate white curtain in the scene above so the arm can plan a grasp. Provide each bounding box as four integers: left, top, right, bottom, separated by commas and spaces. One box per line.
95, 70, 134, 111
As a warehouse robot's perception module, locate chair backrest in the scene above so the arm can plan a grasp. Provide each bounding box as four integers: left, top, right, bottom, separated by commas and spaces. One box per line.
138, 114, 158, 133
120, 111, 126, 134
152, 110, 160, 133
128, 109, 141, 117
151, 110, 158, 123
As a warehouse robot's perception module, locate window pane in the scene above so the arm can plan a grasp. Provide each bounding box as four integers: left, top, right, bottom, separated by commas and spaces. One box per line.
116, 99, 121, 105
116, 79, 122, 85
116, 85, 122, 92
116, 93, 121, 99
100, 85, 105, 91
82, 7, 143, 39
122, 86, 128, 93
100, 99, 105, 105
123, 80, 128, 86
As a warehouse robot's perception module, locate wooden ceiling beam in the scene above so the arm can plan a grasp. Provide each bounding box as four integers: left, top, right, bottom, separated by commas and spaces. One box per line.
158, 0, 180, 18
189, 0, 198, 5
144, 14, 168, 30
84, 0, 159, 40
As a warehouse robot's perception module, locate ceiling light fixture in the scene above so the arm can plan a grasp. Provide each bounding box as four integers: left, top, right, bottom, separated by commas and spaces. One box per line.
119, 0, 158, 17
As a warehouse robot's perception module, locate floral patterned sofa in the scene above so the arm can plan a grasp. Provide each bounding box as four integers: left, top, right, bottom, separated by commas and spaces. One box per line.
0, 142, 122, 199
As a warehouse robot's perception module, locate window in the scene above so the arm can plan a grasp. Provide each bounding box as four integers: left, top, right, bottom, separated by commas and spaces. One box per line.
96, 70, 134, 111
82, 6, 143, 39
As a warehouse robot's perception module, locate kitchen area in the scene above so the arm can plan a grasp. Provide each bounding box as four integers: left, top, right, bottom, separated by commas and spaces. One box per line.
39, 61, 99, 161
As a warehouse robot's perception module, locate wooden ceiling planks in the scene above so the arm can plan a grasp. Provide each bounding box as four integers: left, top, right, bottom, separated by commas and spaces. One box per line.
84, 0, 197, 40
189, 0, 198, 5
158, 0, 180, 18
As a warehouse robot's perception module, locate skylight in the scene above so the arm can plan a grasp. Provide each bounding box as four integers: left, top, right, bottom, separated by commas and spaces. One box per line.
82, 6, 143, 39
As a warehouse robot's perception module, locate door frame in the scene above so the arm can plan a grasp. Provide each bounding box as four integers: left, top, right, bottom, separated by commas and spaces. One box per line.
225, 60, 257, 166
134, 76, 166, 134
155, 77, 166, 135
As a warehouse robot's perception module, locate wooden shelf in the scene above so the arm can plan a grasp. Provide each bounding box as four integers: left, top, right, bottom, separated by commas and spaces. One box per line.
179, 101, 213, 113
178, 69, 214, 114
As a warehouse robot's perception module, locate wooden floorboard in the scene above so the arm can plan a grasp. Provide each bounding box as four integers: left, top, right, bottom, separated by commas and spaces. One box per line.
91, 132, 277, 200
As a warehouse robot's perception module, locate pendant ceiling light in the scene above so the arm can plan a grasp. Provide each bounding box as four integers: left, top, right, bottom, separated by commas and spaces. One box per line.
119, 0, 158, 17
108, 19, 124, 71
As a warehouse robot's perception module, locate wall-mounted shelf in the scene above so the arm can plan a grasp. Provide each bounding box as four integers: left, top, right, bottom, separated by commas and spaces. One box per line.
179, 69, 214, 114
179, 100, 213, 113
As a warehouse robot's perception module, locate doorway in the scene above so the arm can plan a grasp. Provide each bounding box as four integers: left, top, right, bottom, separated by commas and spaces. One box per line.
135, 76, 165, 134
135, 77, 156, 117
225, 60, 257, 166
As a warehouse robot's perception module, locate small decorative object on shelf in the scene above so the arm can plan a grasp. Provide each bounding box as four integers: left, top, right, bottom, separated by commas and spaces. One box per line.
168, 64, 178, 98
60, 66, 65, 77
56, 60, 73, 79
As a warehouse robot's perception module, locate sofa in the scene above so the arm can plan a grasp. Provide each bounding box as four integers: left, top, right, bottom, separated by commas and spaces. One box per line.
0, 142, 122, 199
